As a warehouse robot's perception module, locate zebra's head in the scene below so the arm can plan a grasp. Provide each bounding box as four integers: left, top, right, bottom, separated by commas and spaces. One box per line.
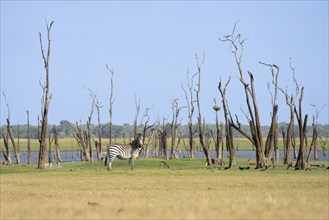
135, 133, 143, 147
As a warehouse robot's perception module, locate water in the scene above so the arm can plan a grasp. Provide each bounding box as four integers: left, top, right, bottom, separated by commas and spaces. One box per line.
1, 150, 328, 164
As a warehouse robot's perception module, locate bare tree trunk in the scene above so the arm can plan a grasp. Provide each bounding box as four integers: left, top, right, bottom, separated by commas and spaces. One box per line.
163, 132, 168, 160
280, 58, 300, 165
1, 129, 11, 165
292, 130, 298, 159
248, 71, 267, 168
2, 91, 20, 164
281, 126, 286, 162
213, 99, 222, 160
86, 121, 93, 162
6, 119, 20, 164
306, 119, 317, 163
265, 105, 278, 163
37, 115, 40, 142
53, 125, 61, 166
227, 124, 236, 168
133, 95, 140, 139
170, 99, 182, 159
157, 118, 168, 160
220, 23, 267, 168
106, 64, 115, 146
140, 107, 153, 157
48, 133, 54, 167
38, 21, 54, 169
272, 115, 278, 165
144, 131, 154, 158
182, 69, 196, 159
26, 111, 31, 164
195, 53, 212, 165
309, 104, 324, 160
318, 133, 328, 157
264, 122, 273, 159
188, 124, 194, 159
220, 123, 225, 164
285, 107, 295, 164
54, 125, 62, 167
17, 122, 20, 159
84, 89, 96, 162
96, 103, 102, 161
295, 87, 307, 170
71, 122, 90, 161
153, 131, 159, 158
88, 89, 103, 161
260, 62, 280, 165
218, 78, 235, 168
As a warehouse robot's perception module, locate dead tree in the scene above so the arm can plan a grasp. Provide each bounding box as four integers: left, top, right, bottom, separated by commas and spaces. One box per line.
182, 68, 197, 159
260, 62, 280, 165
71, 121, 91, 161
38, 21, 54, 169
219, 22, 267, 168
218, 77, 236, 168
86, 92, 95, 162
306, 116, 317, 163
37, 115, 40, 142
17, 122, 20, 160
152, 129, 159, 158
295, 87, 308, 170
157, 118, 168, 160
140, 107, 154, 157
26, 111, 31, 164
1, 128, 11, 165
106, 64, 115, 146
144, 130, 155, 158
179, 131, 190, 158
53, 125, 61, 166
89, 89, 103, 161
133, 95, 141, 139
279, 58, 299, 165
2, 91, 20, 164
48, 133, 54, 167
318, 132, 328, 157
212, 99, 223, 162
195, 53, 212, 165
170, 98, 183, 159
307, 104, 326, 161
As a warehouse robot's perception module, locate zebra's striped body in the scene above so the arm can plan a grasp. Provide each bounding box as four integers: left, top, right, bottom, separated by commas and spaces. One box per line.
105, 134, 143, 171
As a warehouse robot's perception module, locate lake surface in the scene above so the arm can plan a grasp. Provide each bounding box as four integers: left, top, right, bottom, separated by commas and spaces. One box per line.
1, 150, 328, 164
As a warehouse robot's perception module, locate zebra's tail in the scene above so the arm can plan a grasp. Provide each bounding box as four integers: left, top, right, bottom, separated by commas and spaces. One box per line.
104, 146, 109, 166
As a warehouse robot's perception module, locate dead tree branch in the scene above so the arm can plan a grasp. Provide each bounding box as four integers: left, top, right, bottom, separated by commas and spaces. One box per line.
38, 20, 54, 169
106, 63, 115, 145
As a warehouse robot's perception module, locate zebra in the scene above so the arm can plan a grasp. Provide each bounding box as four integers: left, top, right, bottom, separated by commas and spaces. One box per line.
104, 133, 143, 171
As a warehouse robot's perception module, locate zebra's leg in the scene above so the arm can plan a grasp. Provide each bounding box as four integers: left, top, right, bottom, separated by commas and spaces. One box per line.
107, 154, 113, 171
127, 158, 132, 171
108, 159, 113, 171
129, 157, 136, 170
104, 154, 108, 166
104, 147, 109, 166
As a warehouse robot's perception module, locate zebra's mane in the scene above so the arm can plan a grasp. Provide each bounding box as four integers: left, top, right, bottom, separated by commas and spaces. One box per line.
130, 139, 142, 148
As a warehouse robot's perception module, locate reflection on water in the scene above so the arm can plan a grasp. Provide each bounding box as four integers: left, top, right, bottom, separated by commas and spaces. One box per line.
1, 150, 328, 164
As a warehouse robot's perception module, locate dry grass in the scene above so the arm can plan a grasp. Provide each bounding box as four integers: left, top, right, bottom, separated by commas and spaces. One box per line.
1, 159, 328, 219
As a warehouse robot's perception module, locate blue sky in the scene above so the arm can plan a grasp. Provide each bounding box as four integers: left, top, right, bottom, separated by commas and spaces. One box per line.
1, 1, 328, 126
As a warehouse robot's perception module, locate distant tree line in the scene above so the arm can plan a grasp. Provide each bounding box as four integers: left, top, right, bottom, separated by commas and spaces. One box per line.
1, 120, 328, 140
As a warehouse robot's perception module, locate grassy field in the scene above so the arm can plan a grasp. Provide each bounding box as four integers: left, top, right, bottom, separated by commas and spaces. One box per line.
2, 137, 329, 152
1, 158, 328, 220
